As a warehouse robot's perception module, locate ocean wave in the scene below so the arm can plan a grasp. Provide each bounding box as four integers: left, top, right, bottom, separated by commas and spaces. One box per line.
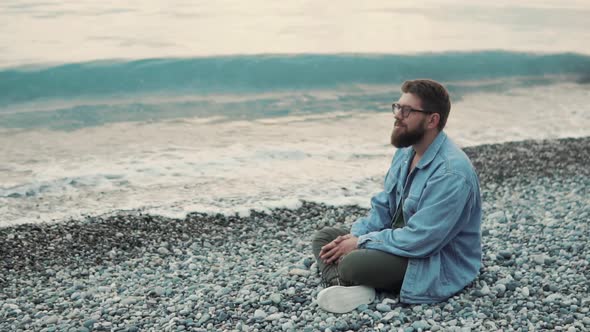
1, 51, 589, 106
0, 174, 127, 198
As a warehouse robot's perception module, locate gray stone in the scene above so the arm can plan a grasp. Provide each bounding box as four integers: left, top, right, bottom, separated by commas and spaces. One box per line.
376, 303, 392, 312
334, 320, 348, 331
288, 268, 311, 277
197, 313, 210, 325
532, 254, 547, 265
82, 319, 97, 328
494, 284, 506, 294
488, 211, 507, 223
411, 320, 431, 330
265, 313, 283, 321
253, 309, 267, 320
269, 293, 282, 304
43, 315, 59, 325
152, 286, 165, 297
281, 320, 295, 331
356, 304, 369, 311
544, 293, 562, 304
120, 297, 139, 306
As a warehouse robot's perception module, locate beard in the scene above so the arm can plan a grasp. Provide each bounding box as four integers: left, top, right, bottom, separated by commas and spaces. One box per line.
391, 120, 427, 148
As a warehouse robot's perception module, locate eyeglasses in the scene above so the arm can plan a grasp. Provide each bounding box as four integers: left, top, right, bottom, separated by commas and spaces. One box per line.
392, 103, 436, 118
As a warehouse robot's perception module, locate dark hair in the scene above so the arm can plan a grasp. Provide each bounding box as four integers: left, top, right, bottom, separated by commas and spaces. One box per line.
401, 79, 451, 131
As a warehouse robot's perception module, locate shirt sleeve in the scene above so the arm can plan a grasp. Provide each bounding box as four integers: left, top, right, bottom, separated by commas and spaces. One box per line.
350, 189, 392, 237
357, 172, 474, 258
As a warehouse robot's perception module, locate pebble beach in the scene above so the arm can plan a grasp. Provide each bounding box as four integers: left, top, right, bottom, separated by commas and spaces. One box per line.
1, 136, 589, 332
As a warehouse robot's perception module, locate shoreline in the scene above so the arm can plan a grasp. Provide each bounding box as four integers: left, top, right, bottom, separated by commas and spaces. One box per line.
1, 136, 589, 331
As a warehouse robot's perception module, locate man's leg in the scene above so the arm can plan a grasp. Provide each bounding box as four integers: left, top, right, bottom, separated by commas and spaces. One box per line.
312, 227, 409, 313
312, 227, 408, 291
311, 227, 349, 286
338, 249, 408, 292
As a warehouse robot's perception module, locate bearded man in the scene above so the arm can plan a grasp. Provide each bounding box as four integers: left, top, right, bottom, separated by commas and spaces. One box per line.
311, 79, 482, 313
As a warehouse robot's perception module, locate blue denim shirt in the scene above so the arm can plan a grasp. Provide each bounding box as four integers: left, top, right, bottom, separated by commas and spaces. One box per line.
351, 131, 482, 304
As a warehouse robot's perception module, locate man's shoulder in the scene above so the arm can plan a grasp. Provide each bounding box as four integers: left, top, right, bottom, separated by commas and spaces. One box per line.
435, 138, 478, 181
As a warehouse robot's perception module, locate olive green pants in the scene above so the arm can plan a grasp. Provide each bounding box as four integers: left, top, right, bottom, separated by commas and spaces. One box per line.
311, 227, 408, 292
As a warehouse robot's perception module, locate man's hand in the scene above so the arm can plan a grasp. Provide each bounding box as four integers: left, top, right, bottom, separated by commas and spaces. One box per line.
319, 234, 359, 264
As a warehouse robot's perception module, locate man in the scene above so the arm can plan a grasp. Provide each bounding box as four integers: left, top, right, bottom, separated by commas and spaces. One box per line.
311, 79, 482, 313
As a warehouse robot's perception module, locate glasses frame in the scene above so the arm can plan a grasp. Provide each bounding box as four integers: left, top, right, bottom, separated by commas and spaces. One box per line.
392, 103, 436, 118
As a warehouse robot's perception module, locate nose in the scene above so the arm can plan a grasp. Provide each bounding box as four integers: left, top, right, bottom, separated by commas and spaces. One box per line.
393, 111, 404, 121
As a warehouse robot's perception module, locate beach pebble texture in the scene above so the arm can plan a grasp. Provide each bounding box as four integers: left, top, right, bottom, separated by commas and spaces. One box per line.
1, 137, 589, 331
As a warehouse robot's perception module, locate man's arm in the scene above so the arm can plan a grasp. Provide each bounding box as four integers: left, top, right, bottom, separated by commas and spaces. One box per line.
350, 190, 393, 237
321, 185, 394, 264
357, 172, 474, 258
350, 150, 403, 237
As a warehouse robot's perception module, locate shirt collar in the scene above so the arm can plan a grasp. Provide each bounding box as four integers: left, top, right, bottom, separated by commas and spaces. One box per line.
404, 131, 447, 169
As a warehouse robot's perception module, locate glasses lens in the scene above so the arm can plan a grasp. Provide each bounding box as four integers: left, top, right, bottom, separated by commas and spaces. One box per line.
392, 103, 409, 117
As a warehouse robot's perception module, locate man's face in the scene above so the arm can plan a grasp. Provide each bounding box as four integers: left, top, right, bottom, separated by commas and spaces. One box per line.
391, 93, 429, 148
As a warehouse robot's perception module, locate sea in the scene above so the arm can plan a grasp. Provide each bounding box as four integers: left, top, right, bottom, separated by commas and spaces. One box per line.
1, 0, 590, 227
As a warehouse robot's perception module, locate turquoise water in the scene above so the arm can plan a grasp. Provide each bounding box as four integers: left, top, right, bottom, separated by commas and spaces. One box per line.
1, 0, 590, 226
2, 51, 589, 130
3, 52, 589, 105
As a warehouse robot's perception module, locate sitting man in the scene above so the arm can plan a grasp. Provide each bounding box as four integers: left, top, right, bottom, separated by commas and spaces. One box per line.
312, 79, 482, 313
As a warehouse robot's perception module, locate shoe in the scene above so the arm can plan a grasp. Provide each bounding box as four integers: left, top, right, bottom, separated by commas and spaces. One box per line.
316, 285, 376, 314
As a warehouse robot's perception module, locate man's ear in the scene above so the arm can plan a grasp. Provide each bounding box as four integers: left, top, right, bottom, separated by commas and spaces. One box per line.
428, 113, 440, 129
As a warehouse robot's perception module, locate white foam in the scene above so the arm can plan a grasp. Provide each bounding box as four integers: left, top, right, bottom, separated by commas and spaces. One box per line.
1, 82, 589, 227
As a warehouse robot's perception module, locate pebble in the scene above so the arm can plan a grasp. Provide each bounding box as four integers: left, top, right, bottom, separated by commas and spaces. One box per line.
356, 304, 369, 312
544, 294, 562, 304
334, 320, 349, 330
480, 285, 491, 295
376, 303, 392, 312
494, 284, 506, 294
83, 319, 97, 328
43, 315, 58, 325
531, 254, 547, 265
265, 313, 283, 321
197, 313, 210, 325
120, 297, 139, 306
0, 137, 588, 332
411, 320, 431, 330
382, 311, 397, 322
269, 293, 282, 304
253, 309, 267, 320
288, 268, 311, 277
157, 247, 170, 255
488, 211, 507, 223
281, 320, 295, 331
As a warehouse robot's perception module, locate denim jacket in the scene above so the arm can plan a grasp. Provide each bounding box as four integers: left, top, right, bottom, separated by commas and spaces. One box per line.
351, 131, 482, 304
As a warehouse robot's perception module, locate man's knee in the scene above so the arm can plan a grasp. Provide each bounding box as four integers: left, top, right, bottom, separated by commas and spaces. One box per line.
311, 227, 344, 244
338, 250, 365, 283
339, 249, 407, 291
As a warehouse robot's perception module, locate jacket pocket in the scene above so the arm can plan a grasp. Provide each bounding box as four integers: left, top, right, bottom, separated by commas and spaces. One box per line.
403, 195, 419, 218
